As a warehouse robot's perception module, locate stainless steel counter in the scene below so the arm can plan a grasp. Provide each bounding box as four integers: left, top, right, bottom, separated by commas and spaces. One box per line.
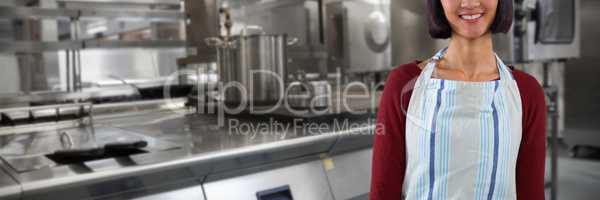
0, 109, 375, 199
0, 162, 20, 200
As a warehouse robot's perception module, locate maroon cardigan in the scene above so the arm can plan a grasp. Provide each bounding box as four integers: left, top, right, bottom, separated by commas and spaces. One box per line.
370, 61, 547, 200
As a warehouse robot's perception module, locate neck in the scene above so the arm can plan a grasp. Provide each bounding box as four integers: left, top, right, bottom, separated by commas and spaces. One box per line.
444, 32, 496, 76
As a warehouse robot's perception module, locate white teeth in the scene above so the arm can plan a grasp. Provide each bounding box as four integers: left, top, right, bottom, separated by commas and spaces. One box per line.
461, 14, 482, 20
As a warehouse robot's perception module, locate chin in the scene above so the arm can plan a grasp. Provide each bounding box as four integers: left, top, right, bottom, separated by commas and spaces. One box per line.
455, 30, 490, 40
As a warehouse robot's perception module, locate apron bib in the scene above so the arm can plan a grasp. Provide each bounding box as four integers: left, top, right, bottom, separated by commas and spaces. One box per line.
403, 48, 523, 200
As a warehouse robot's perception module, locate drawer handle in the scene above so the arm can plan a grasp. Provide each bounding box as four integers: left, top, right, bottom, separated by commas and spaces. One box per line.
256, 185, 293, 200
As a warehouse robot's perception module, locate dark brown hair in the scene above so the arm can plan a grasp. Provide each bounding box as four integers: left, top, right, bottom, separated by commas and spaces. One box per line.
426, 0, 513, 39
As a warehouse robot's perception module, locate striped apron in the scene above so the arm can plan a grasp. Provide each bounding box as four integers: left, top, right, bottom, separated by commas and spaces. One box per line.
403, 48, 523, 200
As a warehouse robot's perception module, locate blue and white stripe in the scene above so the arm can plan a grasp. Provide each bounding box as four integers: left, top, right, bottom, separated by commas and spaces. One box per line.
475, 82, 497, 200
403, 48, 523, 200
426, 80, 445, 200
436, 80, 455, 200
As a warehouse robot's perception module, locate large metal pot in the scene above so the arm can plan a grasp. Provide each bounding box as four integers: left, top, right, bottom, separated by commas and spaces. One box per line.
209, 33, 297, 106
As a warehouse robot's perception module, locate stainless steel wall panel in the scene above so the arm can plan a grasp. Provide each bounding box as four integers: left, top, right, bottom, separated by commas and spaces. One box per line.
325, 148, 372, 200
129, 184, 205, 200
20, 166, 204, 200
203, 160, 334, 200
390, 0, 447, 66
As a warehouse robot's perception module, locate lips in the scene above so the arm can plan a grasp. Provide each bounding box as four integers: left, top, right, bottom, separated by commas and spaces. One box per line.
459, 13, 483, 23
460, 14, 482, 20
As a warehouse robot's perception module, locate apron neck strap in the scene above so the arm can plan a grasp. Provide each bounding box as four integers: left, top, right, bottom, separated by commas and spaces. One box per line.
420, 47, 514, 84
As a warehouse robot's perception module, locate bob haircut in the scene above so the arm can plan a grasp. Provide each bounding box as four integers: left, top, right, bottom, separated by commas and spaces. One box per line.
426, 0, 513, 39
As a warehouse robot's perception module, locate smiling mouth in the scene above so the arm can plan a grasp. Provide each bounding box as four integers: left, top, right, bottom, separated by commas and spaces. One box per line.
460, 14, 483, 21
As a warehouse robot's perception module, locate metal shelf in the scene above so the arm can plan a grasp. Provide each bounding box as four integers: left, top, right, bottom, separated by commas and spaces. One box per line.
0, 87, 139, 106
0, 41, 83, 53
0, 6, 78, 20
0, 40, 186, 53
79, 9, 184, 22
0, 6, 184, 21
57, 0, 181, 5
84, 40, 186, 49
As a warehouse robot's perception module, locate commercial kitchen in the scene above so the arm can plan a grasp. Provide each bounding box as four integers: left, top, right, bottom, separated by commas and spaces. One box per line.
0, 0, 598, 199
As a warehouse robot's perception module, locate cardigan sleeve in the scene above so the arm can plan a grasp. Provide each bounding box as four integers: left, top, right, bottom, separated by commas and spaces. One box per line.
514, 71, 548, 200
370, 63, 419, 200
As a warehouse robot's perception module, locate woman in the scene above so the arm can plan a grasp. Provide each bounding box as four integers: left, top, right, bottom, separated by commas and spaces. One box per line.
370, 0, 546, 199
